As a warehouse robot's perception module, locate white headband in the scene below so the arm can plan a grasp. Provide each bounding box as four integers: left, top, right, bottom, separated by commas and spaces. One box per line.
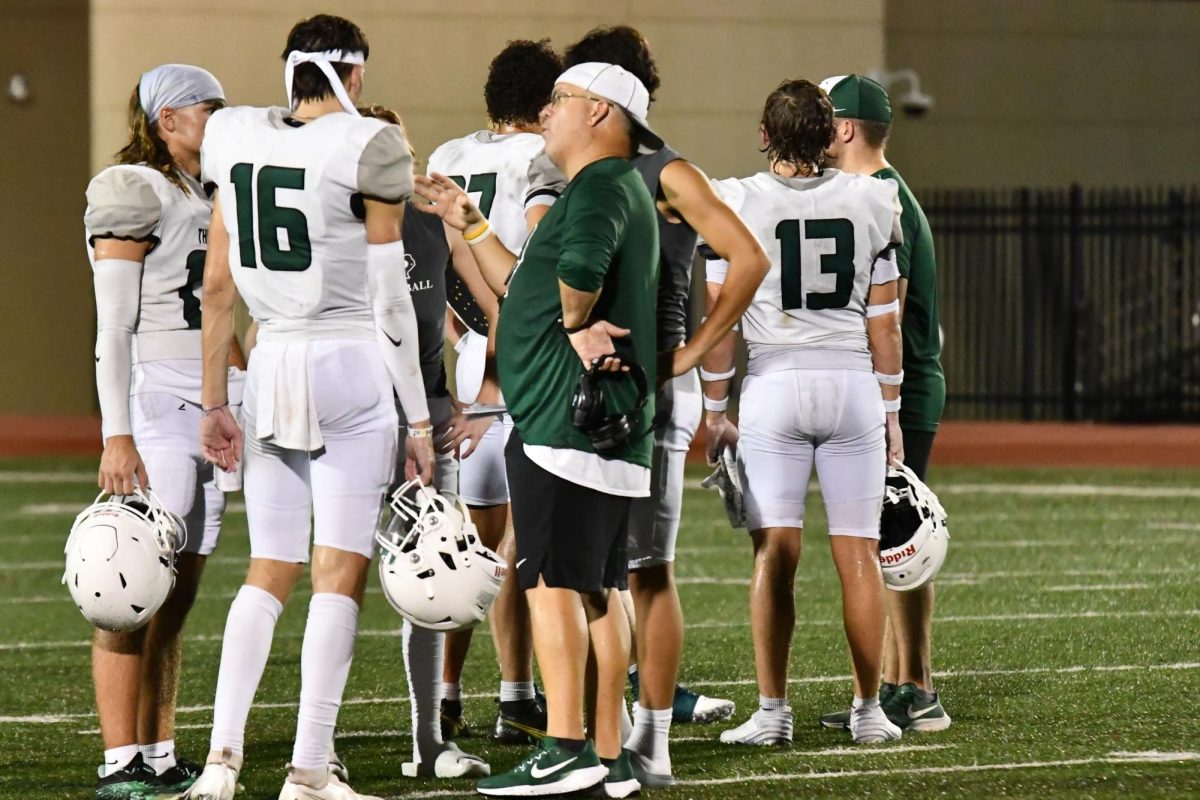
138, 64, 225, 126
284, 49, 365, 115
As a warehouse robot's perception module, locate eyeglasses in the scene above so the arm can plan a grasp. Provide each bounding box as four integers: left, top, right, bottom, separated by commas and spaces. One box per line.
548, 90, 612, 108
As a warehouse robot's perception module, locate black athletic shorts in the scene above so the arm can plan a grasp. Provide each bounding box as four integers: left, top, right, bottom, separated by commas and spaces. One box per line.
901, 428, 937, 482
505, 428, 631, 592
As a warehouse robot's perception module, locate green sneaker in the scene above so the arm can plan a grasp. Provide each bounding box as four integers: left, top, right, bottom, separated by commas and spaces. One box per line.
882, 683, 952, 732
629, 670, 734, 724
95, 754, 159, 800
476, 737, 607, 797
147, 757, 203, 795
819, 683, 897, 730
587, 751, 641, 798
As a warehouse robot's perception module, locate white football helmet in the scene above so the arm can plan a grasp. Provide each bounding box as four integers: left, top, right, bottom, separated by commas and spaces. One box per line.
376, 480, 506, 631
63, 489, 185, 632
879, 464, 949, 591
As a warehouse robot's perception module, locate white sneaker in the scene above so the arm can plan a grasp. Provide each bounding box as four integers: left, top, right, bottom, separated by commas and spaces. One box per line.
328, 750, 348, 783
401, 742, 491, 778
186, 750, 242, 800
690, 694, 736, 724
850, 704, 903, 744
719, 707, 793, 745
278, 767, 382, 800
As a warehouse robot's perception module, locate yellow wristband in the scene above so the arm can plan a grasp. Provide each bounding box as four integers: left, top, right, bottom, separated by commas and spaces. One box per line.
464, 221, 491, 243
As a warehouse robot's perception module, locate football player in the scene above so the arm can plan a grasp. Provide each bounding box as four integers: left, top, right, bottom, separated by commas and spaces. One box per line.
561, 26, 768, 785
707, 78, 906, 746
83, 63, 242, 800
817, 74, 950, 732
423, 39, 563, 744
193, 15, 433, 800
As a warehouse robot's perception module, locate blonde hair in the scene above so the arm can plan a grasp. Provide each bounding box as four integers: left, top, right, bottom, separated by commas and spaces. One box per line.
358, 104, 418, 163
114, 85, 188, 193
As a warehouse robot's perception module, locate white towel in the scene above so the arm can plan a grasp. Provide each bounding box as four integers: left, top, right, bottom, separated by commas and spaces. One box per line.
254, 342, 323, 452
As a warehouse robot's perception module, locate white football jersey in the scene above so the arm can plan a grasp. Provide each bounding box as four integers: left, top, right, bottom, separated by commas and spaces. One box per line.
426, 130, 555, 254
201, 106, 413, 339
710, 169, 902, 367
85, 165, 213, 359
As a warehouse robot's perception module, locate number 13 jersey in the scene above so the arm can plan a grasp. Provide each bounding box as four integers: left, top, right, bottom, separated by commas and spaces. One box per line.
710, 169, 902, 371
201, 106, 413, 339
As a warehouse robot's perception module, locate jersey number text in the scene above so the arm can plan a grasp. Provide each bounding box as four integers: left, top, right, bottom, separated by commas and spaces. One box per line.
447, 173, 498, 217
230, 164, 312, 271
775, 217, 854, 311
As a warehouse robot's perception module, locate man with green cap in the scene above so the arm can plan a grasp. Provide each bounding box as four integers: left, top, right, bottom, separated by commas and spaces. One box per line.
817, 73, 950, 733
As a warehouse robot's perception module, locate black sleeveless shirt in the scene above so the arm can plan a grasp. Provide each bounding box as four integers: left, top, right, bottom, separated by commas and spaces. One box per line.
633, 144, 698, 350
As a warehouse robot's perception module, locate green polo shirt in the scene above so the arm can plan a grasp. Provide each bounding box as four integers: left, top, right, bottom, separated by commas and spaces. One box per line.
874, 166, 945, 432
496, 156, 659, 471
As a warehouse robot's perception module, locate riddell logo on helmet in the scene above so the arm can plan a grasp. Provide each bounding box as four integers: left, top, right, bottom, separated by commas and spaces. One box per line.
881, 543, 916, 565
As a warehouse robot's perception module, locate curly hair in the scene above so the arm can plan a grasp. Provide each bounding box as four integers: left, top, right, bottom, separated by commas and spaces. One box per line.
282, 15, 370, 105
483, 39, 562, 127
760, 79, 835, 172
563, 25, 659, 102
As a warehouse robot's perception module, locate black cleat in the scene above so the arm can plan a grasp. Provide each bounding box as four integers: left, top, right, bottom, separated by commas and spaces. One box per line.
491, 696, 548, 745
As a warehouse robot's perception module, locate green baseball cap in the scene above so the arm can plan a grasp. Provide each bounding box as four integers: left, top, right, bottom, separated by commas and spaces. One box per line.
818, 74, 892, 123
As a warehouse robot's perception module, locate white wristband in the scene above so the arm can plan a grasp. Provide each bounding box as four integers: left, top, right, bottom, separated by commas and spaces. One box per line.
875, 370, 904, 385
700, 367, 736, 382
703, 395, 729, 412
882, 398, 901, 412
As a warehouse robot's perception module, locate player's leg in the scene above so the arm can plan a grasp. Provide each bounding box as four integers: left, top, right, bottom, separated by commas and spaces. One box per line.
133, 396, 215, 789
817, 370, 898, 743
720, 371, 804, 746
192, 376, 309, 799
92, 627, 157, 799
282, 354, 398, 796
881, 428, 950, 731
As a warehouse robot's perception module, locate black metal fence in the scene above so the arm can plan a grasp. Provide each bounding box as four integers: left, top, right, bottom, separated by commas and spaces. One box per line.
925, 186, 1200, 422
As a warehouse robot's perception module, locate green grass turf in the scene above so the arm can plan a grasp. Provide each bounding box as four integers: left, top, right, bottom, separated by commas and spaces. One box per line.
1, 456, 1198, 799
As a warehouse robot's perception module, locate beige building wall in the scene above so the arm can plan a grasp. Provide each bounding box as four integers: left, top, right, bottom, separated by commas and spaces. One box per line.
884, 0, 1200, 189
91, 0, 885, 181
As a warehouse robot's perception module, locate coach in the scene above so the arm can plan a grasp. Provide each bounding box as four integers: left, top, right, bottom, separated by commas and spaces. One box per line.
415, 62, 661, 796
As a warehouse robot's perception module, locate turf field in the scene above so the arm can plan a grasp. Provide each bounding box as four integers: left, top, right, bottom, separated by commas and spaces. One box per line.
1, 457, 1198, 799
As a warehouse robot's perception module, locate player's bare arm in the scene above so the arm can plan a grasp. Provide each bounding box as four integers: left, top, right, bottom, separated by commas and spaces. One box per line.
198, 195, 243, 472
867, 278, 904, 465
658, 160, 768, 377
413, 173, 516, 297
438, 225, 502, 457
93, 237, 151, 495
700, 279, 740, 465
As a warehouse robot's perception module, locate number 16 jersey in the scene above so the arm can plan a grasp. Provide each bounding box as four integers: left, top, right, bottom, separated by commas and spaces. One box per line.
201, 106, 413, 340
710, 169, 902, 372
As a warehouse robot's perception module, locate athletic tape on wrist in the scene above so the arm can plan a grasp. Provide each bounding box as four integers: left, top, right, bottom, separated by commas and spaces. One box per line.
704, 395, 729, 412
882, 398, 901, 412
875, 370, 904, 385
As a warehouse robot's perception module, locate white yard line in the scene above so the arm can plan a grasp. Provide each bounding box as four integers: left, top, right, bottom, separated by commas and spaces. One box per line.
3, 609, 1195, 652
0, 661, 1189, 727
1150, 522, 1200, 531
686, 661, 1200, 690
387, 750, 1200, 798
0, 471, 95, 484
1041, 583, 1151, 592
682, 478, 1200, 498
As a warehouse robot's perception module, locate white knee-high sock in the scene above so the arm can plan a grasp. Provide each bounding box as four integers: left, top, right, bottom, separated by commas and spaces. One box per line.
402, 620, 444, 763
291, 593, 360, 770
209, 585, 283, 755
